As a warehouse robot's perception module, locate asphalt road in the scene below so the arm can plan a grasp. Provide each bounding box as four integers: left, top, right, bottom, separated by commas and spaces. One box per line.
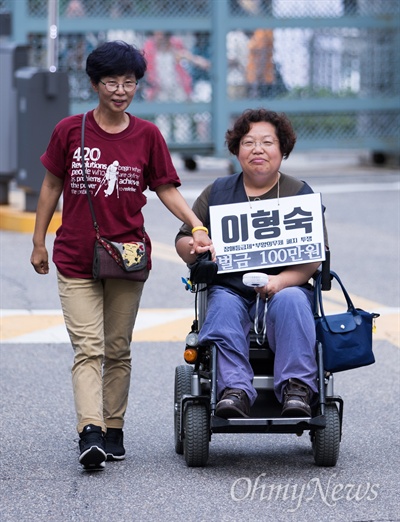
1, 153, 399, 522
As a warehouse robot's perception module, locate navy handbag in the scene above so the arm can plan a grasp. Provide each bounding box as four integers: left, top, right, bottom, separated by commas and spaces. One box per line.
314, 271, 379, 373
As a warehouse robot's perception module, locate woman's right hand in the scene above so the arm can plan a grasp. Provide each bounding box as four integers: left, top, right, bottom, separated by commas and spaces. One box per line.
30, 245, 50, 274
190, 230, 216, 262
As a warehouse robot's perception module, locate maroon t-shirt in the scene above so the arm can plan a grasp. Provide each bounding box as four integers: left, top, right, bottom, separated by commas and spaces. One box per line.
41, 110, 181, 278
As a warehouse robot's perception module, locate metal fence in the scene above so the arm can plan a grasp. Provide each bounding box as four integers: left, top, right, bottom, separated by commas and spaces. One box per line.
2, 0, 400, 160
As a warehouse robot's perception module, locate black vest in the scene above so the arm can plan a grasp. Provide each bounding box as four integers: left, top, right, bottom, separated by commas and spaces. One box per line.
206, 172, 314, 298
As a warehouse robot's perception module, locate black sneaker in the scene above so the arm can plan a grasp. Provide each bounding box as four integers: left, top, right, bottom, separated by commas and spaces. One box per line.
281, 378, 312, 417
215, 388, 250, 419
105, 428, 126, 461
79, 424, 106, 470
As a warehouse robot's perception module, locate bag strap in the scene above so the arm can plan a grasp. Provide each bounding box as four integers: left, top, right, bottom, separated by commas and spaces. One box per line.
81, 112, 100, 238
315, 270, 356, 319
80, 112, 146, 244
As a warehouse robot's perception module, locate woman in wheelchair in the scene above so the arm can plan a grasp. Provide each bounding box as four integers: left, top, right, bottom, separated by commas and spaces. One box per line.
175, 108, 328, 420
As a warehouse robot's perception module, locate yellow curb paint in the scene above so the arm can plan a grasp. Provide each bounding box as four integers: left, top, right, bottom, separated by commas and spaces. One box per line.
0, 206, 61, 234
151, 241, 182, 263
0, 314, 65, 341
132, 317, 193, 342
374, 314, 400, 347
1, 307, 398, 347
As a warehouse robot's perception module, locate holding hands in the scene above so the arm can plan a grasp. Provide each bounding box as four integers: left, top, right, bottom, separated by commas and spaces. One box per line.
190, 226, 216, 261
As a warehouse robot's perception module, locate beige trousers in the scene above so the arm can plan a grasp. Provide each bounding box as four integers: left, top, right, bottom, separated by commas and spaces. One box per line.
57, 272, 144, 433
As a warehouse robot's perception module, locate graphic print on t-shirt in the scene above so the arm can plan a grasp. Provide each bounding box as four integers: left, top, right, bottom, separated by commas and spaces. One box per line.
71, 146, 142, 198
94, 160, 119, 198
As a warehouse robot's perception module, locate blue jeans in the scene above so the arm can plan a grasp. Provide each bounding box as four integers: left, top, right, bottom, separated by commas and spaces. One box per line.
198, 285, 317, 404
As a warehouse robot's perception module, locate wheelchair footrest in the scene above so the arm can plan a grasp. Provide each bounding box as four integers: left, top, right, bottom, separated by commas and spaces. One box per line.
211, 414, 326, 434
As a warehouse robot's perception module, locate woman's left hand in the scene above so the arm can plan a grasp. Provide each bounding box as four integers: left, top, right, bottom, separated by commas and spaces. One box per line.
255, 275, 283, 299
255, 262, 320, 299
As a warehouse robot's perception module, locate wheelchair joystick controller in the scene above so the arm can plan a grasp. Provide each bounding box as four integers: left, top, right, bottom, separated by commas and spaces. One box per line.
242, 272, 269, 288
242, 273, 269, 345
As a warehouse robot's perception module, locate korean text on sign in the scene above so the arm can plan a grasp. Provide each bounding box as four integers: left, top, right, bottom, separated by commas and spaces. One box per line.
209, 193, 325, 274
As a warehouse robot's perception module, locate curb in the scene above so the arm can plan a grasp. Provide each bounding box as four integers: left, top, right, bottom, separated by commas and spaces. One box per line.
0, 206, 61, 234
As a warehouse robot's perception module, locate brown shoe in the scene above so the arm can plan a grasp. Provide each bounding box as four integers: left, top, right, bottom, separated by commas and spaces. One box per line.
216, 388, 250, 419
281, 379, 312, 417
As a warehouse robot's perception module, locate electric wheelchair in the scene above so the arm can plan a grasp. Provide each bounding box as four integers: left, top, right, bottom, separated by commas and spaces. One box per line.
174, 251, 343, 467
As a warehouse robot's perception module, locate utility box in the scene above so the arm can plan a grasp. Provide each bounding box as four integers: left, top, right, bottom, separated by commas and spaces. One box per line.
16, 67, 69, 211
0, 11, 12, 37
0, 42, 29, 204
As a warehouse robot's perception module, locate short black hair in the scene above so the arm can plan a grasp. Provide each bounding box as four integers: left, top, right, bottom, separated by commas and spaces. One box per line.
86, 40, 147, 84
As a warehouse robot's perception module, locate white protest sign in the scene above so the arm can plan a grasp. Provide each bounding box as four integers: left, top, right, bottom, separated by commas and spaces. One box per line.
209, 193, 325, 274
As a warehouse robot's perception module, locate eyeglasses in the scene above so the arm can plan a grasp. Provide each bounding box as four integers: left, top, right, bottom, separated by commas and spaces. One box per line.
241, 139, 279, 150
99, 80, 138, 93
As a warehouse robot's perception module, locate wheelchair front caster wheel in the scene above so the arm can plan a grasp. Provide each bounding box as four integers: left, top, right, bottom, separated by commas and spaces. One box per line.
183, 403, 209, 467
312, 403, 341, 467
174, 365, 193, 455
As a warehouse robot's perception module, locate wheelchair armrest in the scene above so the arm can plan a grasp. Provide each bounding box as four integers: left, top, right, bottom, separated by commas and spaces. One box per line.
321, 250, 331, 291
312, 250, 331, 291
188, 251, 218, 284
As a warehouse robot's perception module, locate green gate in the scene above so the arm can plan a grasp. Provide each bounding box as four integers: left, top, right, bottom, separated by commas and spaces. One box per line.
3, 0, 399, 160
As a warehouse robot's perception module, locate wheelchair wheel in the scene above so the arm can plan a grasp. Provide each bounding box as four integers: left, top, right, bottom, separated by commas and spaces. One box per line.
312, 402, 341, 467
174, 365, 193, 454
183, 403, 209, 467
